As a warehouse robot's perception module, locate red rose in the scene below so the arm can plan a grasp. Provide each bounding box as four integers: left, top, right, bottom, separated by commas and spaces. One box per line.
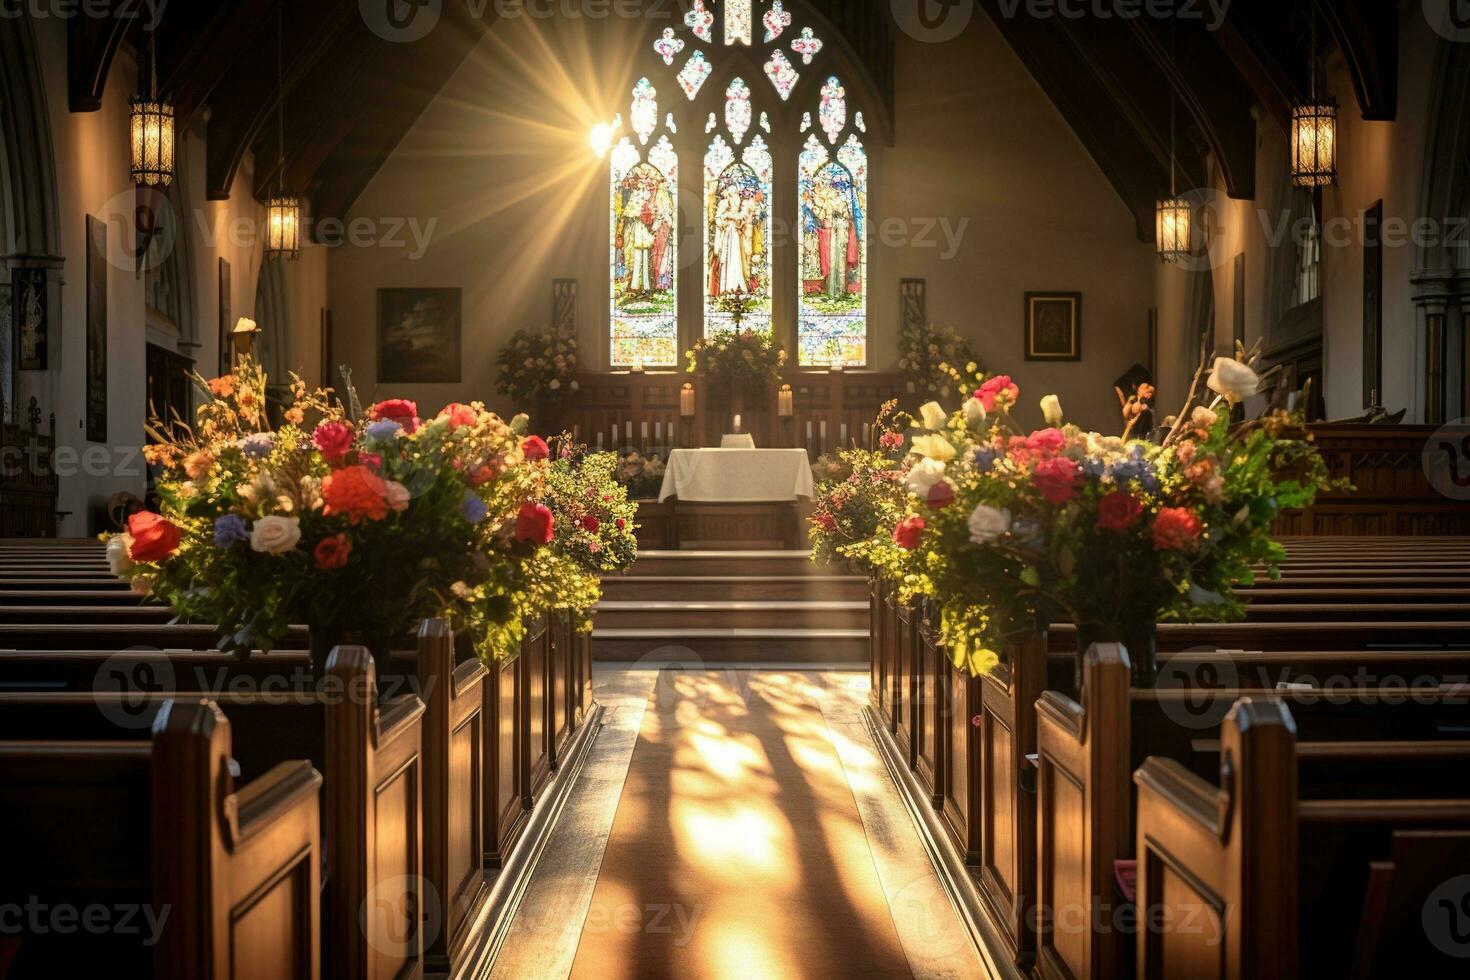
322, 465, 389, 524
892, 515, 926, 550
1032, 456, 1080, 504
1024, 428, 1066, 456
126, 511, 180, 562
1152, 507, 1203, 551
814, 513, 837, 532
975, 375, 1019, 412
515, 500, 555, 545
438, 402, 478, 432
1096, 490, 1144, 532
925, 481, 955, 509
579, 514, 600, 533
368, 399, 419, 434
313, 533, 353, 570
614, 518, 626, 530
522, 435, 550, 461
312, 421, 354, 462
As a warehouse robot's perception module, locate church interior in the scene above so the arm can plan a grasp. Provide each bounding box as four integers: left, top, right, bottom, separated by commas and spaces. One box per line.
2, 0, 1469, 977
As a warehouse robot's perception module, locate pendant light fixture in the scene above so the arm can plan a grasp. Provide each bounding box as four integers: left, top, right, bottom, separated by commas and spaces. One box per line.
1155, 20, 1190, 262
1290, 7, 1337, 187
129, 24, 175, 186
264, 1, 301, 260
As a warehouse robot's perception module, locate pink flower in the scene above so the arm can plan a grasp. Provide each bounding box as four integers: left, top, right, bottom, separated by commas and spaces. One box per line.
522, 436, 550, 461
975, 375, 1019, 413
1032, 456, 1080, 504
312, 421, 354, 462
1024, 428, 1066, 456
368, 399, 419, 434
892, 515, 926, 550
579, 514, 600, 533
515, 500, 555, 545
384, 480, 411, 512
358, 452, 383, 471
1153, 507, 1203, 551
1096, 490, 1143, 532
438, 402, 478, 432
879, 431, 905, 450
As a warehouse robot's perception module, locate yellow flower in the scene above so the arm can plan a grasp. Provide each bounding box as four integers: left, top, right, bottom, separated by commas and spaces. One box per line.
911, 434, 956, 462
968, 647, 1000, 675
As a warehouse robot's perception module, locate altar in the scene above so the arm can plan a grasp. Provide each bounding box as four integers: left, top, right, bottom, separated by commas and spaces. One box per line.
644, 447, 814, 549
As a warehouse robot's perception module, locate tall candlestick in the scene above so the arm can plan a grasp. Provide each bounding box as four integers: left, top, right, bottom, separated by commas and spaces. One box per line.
641, 420, 648, 442
680, 383, 695, 417
806, 420, 813, 443
819, 420, 827, 440
840, 423, 848, 444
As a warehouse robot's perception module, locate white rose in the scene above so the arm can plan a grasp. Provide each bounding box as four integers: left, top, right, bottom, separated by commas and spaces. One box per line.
384, 481, 411, 512
910, 434, 957, 462
130, 574, 156, 597
250, 516, 301, 555
904, 457, 949, 496
1207, 356, 1259, 405
963, 397, 987, 431
918, 401, 947, 430
967, 504, 1011, 545
1040, 394, 1063, 426
107, 534, 134, 577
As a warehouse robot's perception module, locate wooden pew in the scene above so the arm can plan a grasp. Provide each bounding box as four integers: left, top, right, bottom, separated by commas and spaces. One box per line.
0, 647, 426, 980
1134, 697, 1470, 977
0, 699, 323, 979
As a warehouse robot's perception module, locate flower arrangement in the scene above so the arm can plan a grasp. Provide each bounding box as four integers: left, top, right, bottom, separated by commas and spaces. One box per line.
808, 447, 909, 571
897, 322, 985, 400
615, 450, 666, 500
544, 443, 639, 576
684, 328, 786, 387
107, 357, 571, 664
495, 324, 578, 406
881, 348, 1338, 682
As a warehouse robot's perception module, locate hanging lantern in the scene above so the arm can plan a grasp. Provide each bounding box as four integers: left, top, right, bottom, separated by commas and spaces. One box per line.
129, 96, 175, 186
1155, 196, 1191, 262
1290, 99, 1337, 187
265, 196, 301, 259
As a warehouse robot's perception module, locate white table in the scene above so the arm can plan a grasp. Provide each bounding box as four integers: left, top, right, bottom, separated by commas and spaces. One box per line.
657, 448, 815, 502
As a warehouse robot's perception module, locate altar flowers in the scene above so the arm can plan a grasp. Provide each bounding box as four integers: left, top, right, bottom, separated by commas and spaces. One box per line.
107, 356, 561, 662
876, 346, 1337, 684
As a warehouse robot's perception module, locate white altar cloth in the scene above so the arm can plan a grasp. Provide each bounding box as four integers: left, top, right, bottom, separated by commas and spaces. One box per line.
657, 448, 814, 502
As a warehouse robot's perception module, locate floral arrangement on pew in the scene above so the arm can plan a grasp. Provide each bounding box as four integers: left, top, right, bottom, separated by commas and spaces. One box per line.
495, 323, 579, 404
896, 321, 984, 400
684, 328, 786, 387
808, 402, 912, 572
615, 450, 666, 500
105, 356, 554, 663
450, 440, 639, 653
883, 350, 1337, 684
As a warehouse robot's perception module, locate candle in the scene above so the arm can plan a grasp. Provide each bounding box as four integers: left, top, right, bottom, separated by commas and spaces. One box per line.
612, 424, 619, 445
597, 431, 604, 449
680, 383, 695, 417
819, 420, 827, 440
806, 420, 812, 443
641, 420, 648, 442
778, 385, 793, 417
840, 423, 848, 444
734, 413, 742, 433
631, 356, 644, 373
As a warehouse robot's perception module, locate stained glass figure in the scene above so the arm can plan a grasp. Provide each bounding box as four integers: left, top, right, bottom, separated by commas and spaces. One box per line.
797, 133, 866, 365
610, 135, 679, 366
704, 134, 773, 335
764, 49, 798, 101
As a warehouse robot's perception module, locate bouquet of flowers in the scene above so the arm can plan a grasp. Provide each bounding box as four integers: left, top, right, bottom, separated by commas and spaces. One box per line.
897, 322, 984, 400
108, 358, 551, 661
887, 354, 1337, 682
544, 443, 639, 576
685, 328, 786, 387
495, 324, 578, 405
616, 450, 666, 500
809, 402, 912, 571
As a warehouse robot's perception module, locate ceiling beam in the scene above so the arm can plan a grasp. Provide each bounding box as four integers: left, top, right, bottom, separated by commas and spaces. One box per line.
67, 0, 143, 112
156, 1, 265, 127
1315, 0, 1397, 120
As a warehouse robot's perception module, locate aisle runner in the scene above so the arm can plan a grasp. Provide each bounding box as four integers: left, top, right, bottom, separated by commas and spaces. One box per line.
569, 671, 914, 979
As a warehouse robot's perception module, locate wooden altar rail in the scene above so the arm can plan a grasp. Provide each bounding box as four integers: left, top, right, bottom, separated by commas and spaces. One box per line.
867, 538, 1470, 977
540, 370, 910, 460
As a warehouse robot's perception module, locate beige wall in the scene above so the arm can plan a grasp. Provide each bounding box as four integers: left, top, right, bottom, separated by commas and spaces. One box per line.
327, 8, 1156, 432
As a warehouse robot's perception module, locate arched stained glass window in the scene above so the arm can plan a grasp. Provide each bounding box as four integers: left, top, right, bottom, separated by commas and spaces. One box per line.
798, 125, 867, 366
610, 78, 678, 367
704, 132, 772, 335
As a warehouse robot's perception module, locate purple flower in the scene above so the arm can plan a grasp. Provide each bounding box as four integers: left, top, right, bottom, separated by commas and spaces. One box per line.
213, 514, 249, 547
972, 448, 998, 473
241, 432, 274, 459
365, 419, 403, 442
461, 492, 487, 524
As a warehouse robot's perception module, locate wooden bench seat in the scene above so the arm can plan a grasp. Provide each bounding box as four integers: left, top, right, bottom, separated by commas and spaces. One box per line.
0, 699, 322, 978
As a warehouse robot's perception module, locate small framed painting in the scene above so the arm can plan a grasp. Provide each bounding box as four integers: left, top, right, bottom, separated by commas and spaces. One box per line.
1024, 291, 1080, 361
377, 287, 462, 384
13, 267, 47, 371
218, 258, 232, 375
86, 215, 108, 443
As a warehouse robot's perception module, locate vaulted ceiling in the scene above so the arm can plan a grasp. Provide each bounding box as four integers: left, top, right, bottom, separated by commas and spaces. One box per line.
67, 0, 1394, 243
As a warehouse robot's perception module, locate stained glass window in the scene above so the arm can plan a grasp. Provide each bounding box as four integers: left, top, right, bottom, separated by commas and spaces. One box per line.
630, 77, 658, 144
819, 76, 846, 144
705, 134, 773, 336
798, 132, 866, 366
610, 98, 678, 367
724, 0, 751, 45
764, 49, 798, 101
653, 28, 684, 65
685, 0, 713, 43
791, 26, 822, 64
763, 1, 791, 41
677, 52, 711, 99
724, 77, 752, 144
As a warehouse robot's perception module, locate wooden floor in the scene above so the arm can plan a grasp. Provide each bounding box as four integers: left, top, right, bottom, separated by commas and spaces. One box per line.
489, 667, 987, 979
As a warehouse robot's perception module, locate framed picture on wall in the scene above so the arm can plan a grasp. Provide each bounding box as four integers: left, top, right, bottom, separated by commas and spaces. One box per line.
377, 287, 462, 384
1363, 200, 1383, 407
13, 267, 47, 371
1023, 291, 1080, 361
320, 307, 334, 388
86, 215, 108, 443
218, 258, 232, 375
899, 278, 926, 333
